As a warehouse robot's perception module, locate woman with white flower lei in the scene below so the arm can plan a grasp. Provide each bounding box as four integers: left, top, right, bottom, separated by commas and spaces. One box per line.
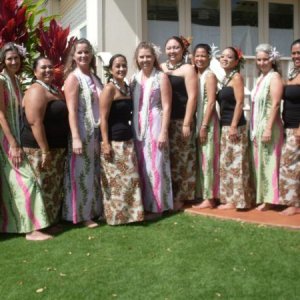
0, 43, 53, 240
279, 39, 300, 215
132, 41, 173, 218
63, 38, 102, 228
250, 43, 284, 211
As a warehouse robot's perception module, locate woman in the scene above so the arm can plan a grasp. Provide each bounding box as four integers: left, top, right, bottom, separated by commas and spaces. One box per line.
250, 44, 284, 211
21, 56, 69, 226
100, 54, 144, 225
217, 47, 253, 210
192, 44, 220, 209
0, 43, 52, 240
161, 36, 198, 210
132, 42, 173, 216
63, 38, 102, 227
279, 39, 300, 215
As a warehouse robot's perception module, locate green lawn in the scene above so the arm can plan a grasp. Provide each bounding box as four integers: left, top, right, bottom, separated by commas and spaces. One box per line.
0, 213, 299, 300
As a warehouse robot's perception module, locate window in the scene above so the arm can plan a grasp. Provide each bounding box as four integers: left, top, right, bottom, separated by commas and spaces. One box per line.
268, 2, 294, 56
191, 0, 220, 48
231, 0, 258, 55
147, 0, 179, 49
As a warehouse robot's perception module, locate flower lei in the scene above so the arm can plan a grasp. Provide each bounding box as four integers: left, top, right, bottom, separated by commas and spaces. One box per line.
35, 80, 59, 95
75, 68, 100, 128
221, 69, 238, 88
132, 68, 159, 141
0, 69, 22, 142
109, 78, 130, 97
288, 67, 300, 80
166, 60, 184, 70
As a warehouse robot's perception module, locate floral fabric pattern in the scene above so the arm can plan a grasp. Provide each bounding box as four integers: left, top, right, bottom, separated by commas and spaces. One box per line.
100, 140, 144, 225
169, 119, 196, 204
279, 129, 300, 207
219, 126, 254, 208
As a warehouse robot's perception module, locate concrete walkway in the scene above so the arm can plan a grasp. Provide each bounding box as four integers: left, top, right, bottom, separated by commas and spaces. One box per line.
184, 206, 300, 230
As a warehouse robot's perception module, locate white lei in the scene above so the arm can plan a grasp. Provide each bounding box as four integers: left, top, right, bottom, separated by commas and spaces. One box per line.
132, 68, 159, 141
0, 70, 22, 142
196, 68, 211, 135
250, 69, 274, 141
74, 68, 101, 128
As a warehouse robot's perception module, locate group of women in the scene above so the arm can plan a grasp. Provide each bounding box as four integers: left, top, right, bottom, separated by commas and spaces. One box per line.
0, 36, 299, 240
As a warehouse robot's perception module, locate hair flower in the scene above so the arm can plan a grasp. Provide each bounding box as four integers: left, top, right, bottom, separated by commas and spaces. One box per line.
209, 43, 219, 58
14, 43, 27, 57
269, 47, 281, 62
151, 43, 162, 58
180, 36, 193, 51
234, 47, 245, 70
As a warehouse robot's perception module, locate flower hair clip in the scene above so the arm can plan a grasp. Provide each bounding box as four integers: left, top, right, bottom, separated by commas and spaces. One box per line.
180, 36, 193, 51
210, 43, 219, 58
151, 43, 162, 58
269, 47, 281, 62
234, 47, 245, 69
14, 44, 27, 57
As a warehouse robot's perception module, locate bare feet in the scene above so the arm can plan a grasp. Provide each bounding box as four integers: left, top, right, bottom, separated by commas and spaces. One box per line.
280, 206, 300, 216
26, 230, 53, 241
217, 203, 236, 210
192, 199, 215, 209
83, 220, 99, 228
256, 203, 272, 211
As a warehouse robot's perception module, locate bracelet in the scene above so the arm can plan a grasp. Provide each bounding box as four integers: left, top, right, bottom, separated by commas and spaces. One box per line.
183, 124, 190, 127
201, 124, 208, 129
41, 150, 50, 155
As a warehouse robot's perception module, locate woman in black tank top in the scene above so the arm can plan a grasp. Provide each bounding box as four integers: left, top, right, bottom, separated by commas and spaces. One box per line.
99, 54, 144, 225
21, 57, 69, 238
217, 47, 254, 210
160, 36, 198, 210
279, 39, 300, 215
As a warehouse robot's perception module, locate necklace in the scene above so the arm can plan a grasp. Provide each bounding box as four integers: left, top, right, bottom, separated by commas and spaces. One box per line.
221, 69, 238, 87
35, 80, 59, 94
288, 67, 300, 80
166, 60, 184, 70
110, 78, 130, 97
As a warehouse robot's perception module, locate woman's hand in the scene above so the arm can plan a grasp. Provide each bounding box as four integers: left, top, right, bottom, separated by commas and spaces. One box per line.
229, 126, 238, 143
182, 125, 191, 139
41, 151, 51, 169
72, 137, 82, 155
199, 126, 208, 144
158, 131, 168, 149
101, 142, 112, 160
262, 128, 272, 143
9, 145, 22, 168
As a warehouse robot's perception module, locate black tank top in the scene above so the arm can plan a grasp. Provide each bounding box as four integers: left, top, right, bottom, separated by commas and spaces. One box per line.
168, 75, 188, 120
99, 98, 133, 141
21, 99, 69, 148
282, 85, 300, 128
217, 86, 246, 126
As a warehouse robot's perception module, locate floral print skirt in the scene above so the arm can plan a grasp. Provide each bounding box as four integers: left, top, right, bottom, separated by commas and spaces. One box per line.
24, 147, 66, 224
100, 140, 144, 225
219, 126, 254, 208
279, 129, 300, 207
169, 119, 197, 204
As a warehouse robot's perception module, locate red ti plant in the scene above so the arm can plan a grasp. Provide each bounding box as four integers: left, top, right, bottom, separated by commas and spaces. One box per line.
0, 0, 28, 47
36, 18, 77, 89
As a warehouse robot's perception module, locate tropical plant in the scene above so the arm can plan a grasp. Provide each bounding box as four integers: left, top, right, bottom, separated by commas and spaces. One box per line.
35, 18, 77, 88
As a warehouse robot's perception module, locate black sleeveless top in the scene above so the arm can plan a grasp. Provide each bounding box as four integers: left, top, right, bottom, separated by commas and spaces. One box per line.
168, 75, 188, 120
282, 85, 300, 128
21, 99, 69, 148
217, 86, 246, 126
99, 98, 133, 142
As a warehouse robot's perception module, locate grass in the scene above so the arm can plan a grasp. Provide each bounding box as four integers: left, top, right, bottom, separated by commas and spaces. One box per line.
0, 213, 299, 300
